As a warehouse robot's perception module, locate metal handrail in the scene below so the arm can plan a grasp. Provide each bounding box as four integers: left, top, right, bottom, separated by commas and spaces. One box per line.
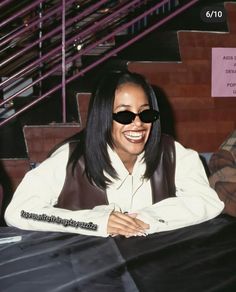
0, 0, 13, 9
0, 0, 157, 108
0, 0, 142, 89
0, 0, 198, 127
0, 0, 45, 29
0, 0, 75, 47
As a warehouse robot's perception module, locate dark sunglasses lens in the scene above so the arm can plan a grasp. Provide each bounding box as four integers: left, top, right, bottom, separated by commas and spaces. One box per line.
113, 110, 159, 124
113, 111, 135, 124
139, 109, 159, 123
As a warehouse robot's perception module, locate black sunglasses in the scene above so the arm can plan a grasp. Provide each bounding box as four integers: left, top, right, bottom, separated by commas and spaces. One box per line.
113, 109, 159, 125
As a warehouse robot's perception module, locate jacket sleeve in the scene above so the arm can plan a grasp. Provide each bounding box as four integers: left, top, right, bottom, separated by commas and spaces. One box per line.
136, 141, 224, 234
4, 144, 114, 237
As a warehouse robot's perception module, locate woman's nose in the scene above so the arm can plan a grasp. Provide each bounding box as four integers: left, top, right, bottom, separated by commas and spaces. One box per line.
132, 114, 142, 126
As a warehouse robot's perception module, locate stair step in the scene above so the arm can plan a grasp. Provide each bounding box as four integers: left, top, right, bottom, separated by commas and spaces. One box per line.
178, 31, 236, 46
23, 123, 81, 164
128, 61, 212, 85
116, 31, 180, 61
178, 32, 236, 62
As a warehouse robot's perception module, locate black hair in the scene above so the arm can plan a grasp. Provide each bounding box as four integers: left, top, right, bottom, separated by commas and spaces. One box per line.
83, 71, 161, 189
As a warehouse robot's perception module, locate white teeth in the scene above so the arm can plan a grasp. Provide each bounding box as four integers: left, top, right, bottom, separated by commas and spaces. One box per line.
124, 131, 143, 140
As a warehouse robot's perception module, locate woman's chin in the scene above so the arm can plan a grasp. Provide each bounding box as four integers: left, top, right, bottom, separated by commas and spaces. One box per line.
126, 144, 145, 156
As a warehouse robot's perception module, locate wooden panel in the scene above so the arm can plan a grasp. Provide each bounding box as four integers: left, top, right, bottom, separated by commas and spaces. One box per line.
76, 93, 91, 128
214, 97, 236, 108
128, 61, 185, 74
179, 46, 212, 61
129, 62, 211, 85
169, 97, 214, 110
178, 31, 236, 47
23, 124, 81, 163
225, 3, 236, 33
0, 159, 30, 192
161, 84, 211, 98
174, 107, 236, 122
178, 33, 236, 61
175, 121, 235, 152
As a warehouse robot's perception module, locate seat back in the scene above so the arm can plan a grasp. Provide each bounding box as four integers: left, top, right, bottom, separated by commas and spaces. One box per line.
23, 124, 82, 166
76, 93, 91, 128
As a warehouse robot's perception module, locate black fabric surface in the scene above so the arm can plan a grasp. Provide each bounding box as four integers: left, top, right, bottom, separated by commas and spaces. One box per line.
115, 215, 236, 292
1, 215, 236, 292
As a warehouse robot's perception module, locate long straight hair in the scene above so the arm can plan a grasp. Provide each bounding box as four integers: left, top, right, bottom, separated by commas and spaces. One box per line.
83, 71, 161, 189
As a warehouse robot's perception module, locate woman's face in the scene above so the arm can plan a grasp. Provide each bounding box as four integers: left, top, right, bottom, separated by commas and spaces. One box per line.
112, 82, 152, 163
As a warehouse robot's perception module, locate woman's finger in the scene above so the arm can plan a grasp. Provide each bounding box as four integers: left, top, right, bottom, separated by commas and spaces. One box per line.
107, 212, 146, 236
125, 213, 149, 229
133, 217, 150, 229
110, 212, 144, 230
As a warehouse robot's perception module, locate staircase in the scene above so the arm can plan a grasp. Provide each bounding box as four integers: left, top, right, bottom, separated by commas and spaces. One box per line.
0, 0, 236, 225
77, 2, 236, 152
128, 2, 236, 152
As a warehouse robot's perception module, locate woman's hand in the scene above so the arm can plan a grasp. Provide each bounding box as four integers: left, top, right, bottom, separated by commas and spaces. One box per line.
107, 211, 149, 237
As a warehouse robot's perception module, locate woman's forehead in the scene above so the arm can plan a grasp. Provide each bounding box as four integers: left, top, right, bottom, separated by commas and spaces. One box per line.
114, 83, 148, 102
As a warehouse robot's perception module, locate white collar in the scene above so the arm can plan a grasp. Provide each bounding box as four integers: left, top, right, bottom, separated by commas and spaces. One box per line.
106, 145, 146, 189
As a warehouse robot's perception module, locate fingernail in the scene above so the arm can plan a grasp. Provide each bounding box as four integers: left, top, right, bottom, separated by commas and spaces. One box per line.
137, 232, 147, 237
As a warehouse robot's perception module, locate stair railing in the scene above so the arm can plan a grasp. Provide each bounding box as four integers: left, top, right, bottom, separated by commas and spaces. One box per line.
0, 0, 199, 127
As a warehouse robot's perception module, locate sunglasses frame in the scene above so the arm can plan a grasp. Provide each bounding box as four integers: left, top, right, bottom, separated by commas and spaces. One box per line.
112, 109, 159, 125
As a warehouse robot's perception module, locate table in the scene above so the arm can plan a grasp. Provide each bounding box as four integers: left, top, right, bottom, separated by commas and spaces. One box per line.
1, 215, 236, 292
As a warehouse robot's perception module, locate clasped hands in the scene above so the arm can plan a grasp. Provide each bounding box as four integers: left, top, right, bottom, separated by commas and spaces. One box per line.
107, 211, 149, 238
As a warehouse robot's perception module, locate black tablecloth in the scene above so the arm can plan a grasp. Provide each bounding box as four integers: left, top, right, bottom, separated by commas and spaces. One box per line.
1, 215, 236, 292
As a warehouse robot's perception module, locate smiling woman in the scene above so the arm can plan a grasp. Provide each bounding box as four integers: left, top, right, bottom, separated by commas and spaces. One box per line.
4, 71, 224, 238
112, 83, 154, 173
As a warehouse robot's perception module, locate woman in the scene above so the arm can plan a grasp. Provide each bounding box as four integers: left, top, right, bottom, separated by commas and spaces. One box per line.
5, 71, 224, 237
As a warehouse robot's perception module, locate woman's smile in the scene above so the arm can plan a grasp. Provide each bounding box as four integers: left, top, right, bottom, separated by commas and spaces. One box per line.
123, 130, 146, 143
112, 82, 152, 168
